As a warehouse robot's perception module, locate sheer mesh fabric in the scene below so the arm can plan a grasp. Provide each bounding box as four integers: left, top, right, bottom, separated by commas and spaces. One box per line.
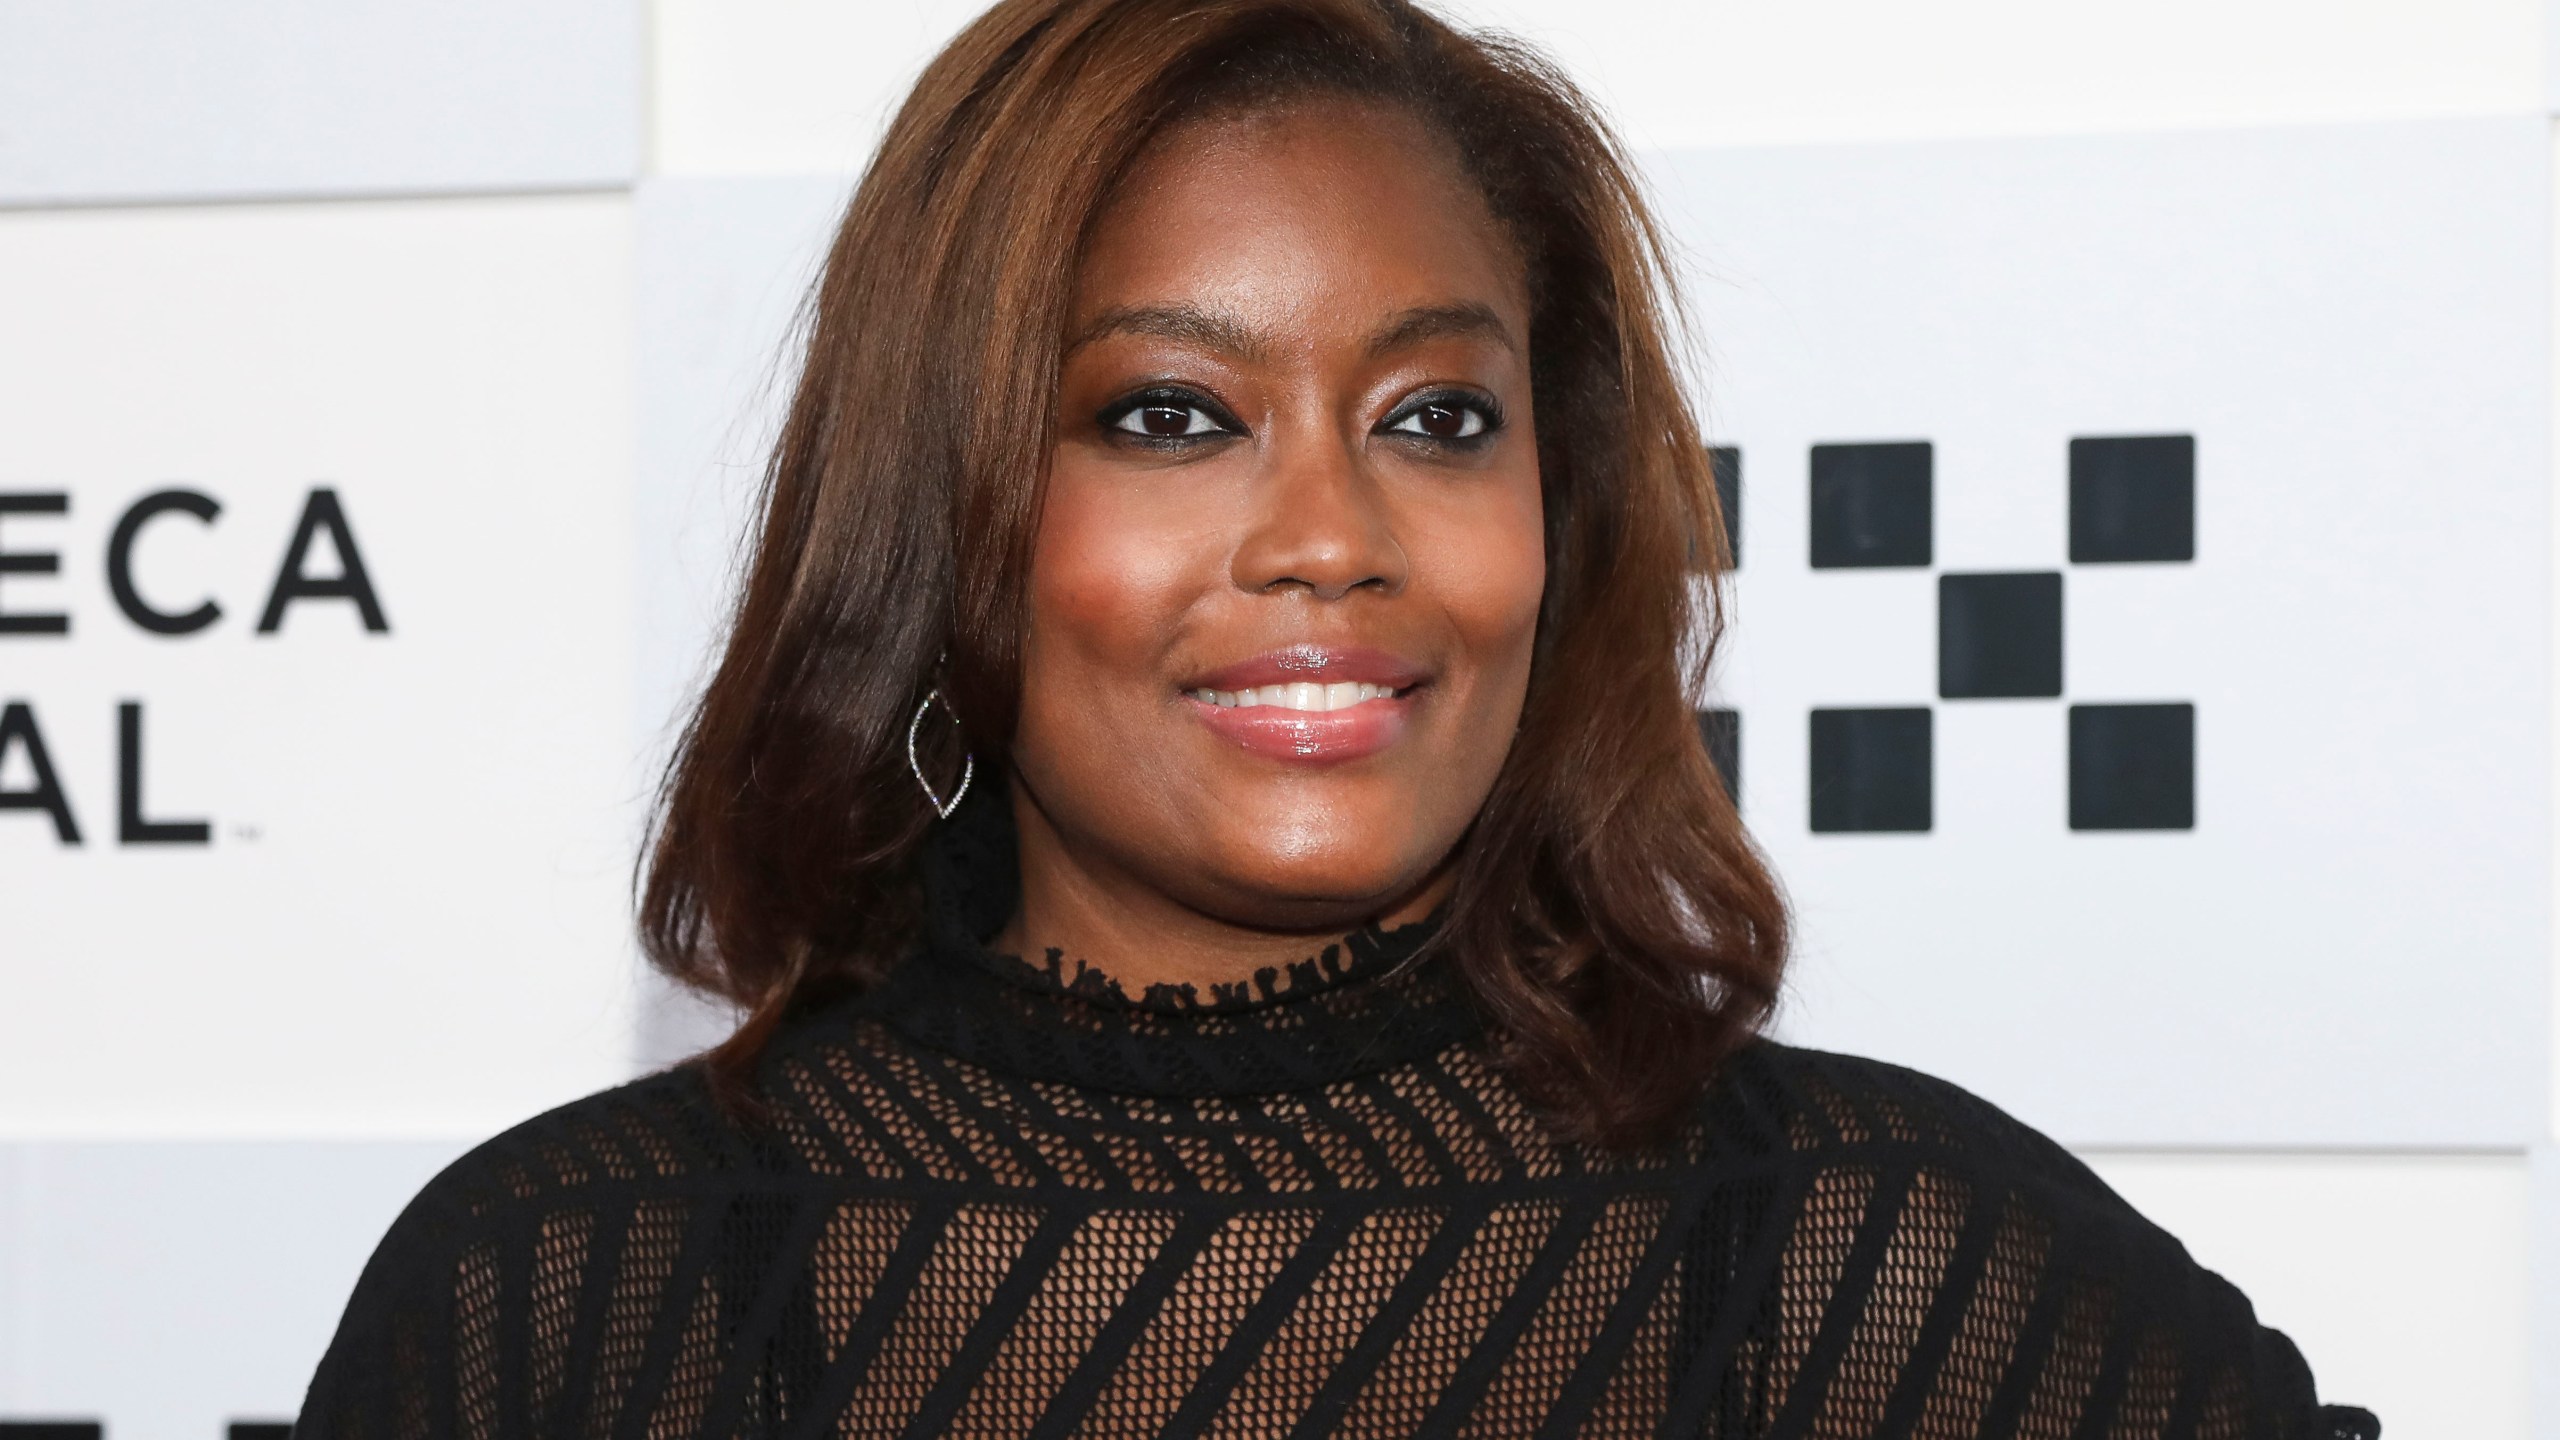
300, 796, 2376, 1439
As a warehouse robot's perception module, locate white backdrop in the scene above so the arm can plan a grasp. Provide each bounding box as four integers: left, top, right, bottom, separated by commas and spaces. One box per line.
1683, 119, 2551, 1147
0, 2, 2551, 1436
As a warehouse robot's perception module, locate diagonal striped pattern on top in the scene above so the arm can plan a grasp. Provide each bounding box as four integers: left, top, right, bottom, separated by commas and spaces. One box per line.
294, 800, 2373, 1439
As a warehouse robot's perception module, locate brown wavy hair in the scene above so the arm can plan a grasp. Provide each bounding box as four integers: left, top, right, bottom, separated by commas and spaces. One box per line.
641, 0, 1789, 1148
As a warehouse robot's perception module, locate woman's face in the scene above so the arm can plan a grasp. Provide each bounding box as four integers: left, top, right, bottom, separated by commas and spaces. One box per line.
1010, 97, 1545, 944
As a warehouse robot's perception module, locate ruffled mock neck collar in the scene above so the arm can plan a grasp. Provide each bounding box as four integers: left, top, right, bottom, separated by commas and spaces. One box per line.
857, 779, 1482, 1097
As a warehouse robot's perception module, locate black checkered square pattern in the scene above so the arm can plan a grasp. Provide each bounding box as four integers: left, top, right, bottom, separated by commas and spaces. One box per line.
1707, 436, 2197, 833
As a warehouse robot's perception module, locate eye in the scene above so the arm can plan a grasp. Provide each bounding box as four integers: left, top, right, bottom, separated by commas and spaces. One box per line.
1383, 392, 1500, 444
1100, 387, 1241, 444
1116, 403, 1223, 438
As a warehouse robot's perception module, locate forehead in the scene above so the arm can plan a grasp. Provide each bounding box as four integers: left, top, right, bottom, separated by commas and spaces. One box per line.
1074, 97, 1529, 331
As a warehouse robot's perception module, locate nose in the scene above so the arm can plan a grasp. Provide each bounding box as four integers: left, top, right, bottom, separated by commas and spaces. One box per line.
1229, 425, 1408, 601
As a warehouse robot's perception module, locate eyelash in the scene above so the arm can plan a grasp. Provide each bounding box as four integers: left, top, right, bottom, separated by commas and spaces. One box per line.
1096, 385, 1505, 451
1098, 386, 1243, 449
1382, 388, 1504, 448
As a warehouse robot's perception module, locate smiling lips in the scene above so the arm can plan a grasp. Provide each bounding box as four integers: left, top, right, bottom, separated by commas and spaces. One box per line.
1182, 646, 1424, 763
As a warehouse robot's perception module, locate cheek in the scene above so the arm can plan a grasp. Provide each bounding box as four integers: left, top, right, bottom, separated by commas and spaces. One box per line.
1421, 474, 1547, 680
1022, 472, 1204, 681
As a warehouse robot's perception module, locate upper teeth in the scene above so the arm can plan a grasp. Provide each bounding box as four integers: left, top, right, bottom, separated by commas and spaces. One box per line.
1189, 681, 1397, 711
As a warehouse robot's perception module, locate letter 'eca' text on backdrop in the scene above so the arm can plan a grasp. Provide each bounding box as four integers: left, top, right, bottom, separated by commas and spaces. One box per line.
0, 487, 389, 847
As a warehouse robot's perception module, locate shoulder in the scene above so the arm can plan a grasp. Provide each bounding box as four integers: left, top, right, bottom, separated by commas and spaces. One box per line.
297, 1063, 753, 1429
1710, 1037, 2101, 1178
1695, 1039, 2375, 1431
317, 1063, 745, 1339
1705, 1038, 2197, 1274
380, 1063, 744, 1253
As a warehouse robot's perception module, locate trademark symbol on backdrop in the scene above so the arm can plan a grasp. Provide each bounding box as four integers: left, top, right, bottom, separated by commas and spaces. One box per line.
1695, 435, 2196, 834
0, 486, 389, 848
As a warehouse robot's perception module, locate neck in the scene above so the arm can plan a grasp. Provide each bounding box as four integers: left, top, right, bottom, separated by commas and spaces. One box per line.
993, 777, 1455, 993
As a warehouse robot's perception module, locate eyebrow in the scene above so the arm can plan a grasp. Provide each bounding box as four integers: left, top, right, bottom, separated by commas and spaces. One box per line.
1066, 300, 1519, 362
1364, 301, 1518, 358
1069, 304, 1271, 362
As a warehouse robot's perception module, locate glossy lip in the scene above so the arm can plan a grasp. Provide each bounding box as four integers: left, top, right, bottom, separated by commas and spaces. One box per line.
1183, 644, 1428, 694
1180, 645, 1428, 765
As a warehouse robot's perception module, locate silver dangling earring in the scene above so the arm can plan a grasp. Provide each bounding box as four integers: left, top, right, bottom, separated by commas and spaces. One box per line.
906, 687, 974, 820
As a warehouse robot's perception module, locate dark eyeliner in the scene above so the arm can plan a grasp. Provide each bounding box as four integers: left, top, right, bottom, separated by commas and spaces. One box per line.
1095, 383, 1244, 446
1380, 387, 1504, 446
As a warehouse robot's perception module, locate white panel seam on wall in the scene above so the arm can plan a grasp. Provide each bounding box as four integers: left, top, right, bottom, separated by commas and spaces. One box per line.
0, 0, 643, 206
0, 181, 640, 217
2547, 0, 2560, 113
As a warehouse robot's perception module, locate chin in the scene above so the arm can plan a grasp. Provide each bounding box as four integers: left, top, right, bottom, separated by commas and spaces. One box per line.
1185, 833, 1442, 930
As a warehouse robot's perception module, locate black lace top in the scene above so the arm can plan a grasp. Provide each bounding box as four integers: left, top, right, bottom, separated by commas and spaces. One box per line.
298, 796, 2377, 1438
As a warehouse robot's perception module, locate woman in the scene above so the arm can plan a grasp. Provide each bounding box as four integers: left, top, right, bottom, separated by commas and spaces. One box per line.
300, 0, 2376, 1434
